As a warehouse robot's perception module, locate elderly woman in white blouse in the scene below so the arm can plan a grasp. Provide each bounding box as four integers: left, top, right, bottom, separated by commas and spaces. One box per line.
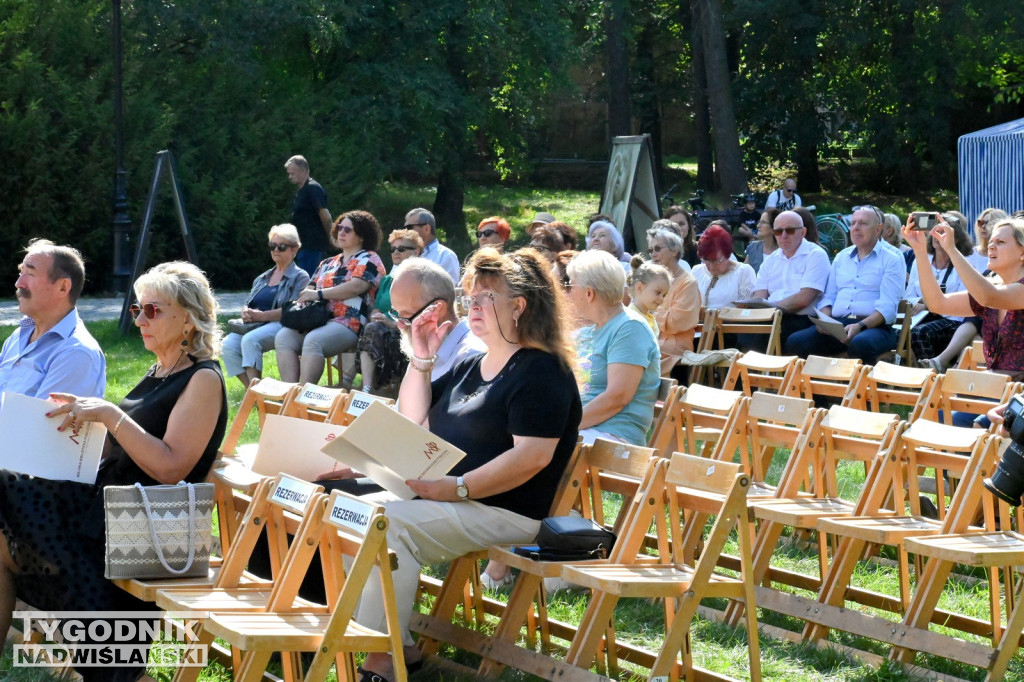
691, 225, 756, 309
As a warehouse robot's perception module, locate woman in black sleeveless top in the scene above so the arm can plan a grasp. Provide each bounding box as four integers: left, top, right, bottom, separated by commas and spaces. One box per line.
0, 261, 227, 681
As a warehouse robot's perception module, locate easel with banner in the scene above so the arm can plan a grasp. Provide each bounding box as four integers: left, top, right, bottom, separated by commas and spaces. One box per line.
599, 134, 661, 254
118, 150, 199, 335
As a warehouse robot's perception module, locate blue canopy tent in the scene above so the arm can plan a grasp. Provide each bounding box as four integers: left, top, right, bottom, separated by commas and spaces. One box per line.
958, 117, 1024, 228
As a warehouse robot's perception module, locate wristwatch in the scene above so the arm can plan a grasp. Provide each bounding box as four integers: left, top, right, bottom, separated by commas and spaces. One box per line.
455, 476, 469, 500
317, 289, 324, 301
855, 321, 866, 332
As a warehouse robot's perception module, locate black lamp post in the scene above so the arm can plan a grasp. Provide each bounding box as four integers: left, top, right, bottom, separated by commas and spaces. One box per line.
111, 0, 132, 294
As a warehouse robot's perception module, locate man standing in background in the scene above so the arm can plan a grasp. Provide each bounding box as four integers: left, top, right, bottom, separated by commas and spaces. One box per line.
285, 155, 333, 275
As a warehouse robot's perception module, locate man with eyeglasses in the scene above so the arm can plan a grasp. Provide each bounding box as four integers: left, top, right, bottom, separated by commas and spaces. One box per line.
764, 178, 802, 212
0, 239, 105, 402
284, 155, 333, 276
388, 258, 484, 379
785, 205, 906, 364
404, 208, 461, 283
742, 210, 831, 350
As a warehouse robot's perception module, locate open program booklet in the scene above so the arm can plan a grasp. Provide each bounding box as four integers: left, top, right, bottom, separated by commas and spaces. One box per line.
0, 392, 106, 483
811, 309, 851, 343
321, 400, 466, 500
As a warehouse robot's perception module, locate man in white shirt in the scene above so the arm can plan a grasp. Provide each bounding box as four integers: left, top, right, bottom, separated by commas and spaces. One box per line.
404, 208, 461, 283
741, 211, 830, 350
785, 205, 906, 364
764, 178, 802, 211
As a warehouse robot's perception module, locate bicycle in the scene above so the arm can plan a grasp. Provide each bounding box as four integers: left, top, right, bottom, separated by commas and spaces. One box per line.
813, 213, 850, 260
685, 189, 756, 234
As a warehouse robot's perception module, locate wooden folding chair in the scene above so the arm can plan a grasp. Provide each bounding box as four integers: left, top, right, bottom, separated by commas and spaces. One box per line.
721, 350, 800, 397
331, 389, 396, 426
707, 305, 782, 355
281, 382, 347, 423
955, 338, 987, 371
807, 421, 995, 641
563, 452, 761, 682
199, 490, 406, 682
785, 354, 867, 406
724, 405, 902, 626
917, 368, 1021, 428
648, 383, 743, 458
885, 299, 915, 366
163, 475, 327, 682
845, 360, 937, 420
220, 377, 300, 460
474, 440, 662, 678
893, 438, 1024, 678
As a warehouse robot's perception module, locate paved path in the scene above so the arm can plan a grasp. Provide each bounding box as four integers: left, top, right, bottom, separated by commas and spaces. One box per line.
0, 292, 250, 326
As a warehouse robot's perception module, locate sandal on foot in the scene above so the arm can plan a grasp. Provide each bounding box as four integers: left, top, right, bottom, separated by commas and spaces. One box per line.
357, 668, 392, 682
918, 357, 945, 372
480, 571, 515, 590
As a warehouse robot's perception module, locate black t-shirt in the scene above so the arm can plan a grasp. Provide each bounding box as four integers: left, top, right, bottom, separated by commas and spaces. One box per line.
291, 178, 330, 252
428, 348, 582, 520
738, 209, 760, 234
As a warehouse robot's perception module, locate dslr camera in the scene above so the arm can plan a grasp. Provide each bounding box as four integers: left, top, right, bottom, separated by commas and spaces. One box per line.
984, 394, 1024, 506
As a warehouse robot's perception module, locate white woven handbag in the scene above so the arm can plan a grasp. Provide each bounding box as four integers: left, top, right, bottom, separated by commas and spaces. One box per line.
103, 481, 214, 580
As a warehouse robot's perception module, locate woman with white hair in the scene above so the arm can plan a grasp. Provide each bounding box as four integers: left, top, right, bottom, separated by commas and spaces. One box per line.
567, 250, 660, 445
647, 226, 701, 375
586, 220, 632, 274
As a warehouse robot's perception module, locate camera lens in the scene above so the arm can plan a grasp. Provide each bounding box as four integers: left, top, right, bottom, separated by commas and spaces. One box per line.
984, 441, 1024, 506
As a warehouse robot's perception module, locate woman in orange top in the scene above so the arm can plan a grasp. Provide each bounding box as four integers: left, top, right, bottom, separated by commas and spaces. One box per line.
647, 226, 700, 375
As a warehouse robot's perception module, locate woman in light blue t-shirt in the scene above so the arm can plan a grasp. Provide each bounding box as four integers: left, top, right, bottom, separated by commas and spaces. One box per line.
566, 250, 661, 446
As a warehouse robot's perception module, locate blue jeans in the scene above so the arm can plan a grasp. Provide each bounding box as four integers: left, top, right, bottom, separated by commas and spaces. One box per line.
295, 249, 325, 277
785, 316, 897, 365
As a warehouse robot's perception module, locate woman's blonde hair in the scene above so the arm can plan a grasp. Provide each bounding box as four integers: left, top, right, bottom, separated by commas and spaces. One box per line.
388, 228, 424, 251
134, 261, 221, 360
463, 247, 576, 372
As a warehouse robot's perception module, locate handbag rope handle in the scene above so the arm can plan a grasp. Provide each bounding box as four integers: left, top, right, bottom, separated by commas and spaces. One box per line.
135, 481, 197, 575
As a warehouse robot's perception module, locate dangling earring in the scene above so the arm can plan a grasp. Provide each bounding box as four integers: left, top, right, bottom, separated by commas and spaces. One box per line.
514, 315, 519, 328
181, 329, 189, 348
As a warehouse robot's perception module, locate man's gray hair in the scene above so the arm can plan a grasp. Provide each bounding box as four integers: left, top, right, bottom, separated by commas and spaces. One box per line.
405, 207, 436, 232
25, 239, 86, 305
284, 155, 309, 172
393, 257, 455, 309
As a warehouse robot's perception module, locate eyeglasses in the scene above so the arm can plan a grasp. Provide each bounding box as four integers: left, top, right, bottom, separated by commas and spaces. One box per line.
335, 224, 354, 234
268, 242, 295, 252
853, 205, 884, 224
648, 245, 665, 255
403, 222, 428, 229
477, 229, 498, 239
391, 297, 443, 327
390, 245, 418, 254
772, 226, 801, 236
129, 303, 163, 320
701, 256, 728, 265
459, 291, 503, 311
784, 188, 795, 193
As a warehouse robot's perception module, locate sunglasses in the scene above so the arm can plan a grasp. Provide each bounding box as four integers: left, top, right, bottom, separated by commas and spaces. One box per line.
784, 188, 795, 193
335, 224, 354, 234
391, 297, 443, 326
129, 303, 163, 320
268, 242, 295, 252
391, 244, 418, 254
403, 222, 428, 229
477, 228, 498, 239
853, 205, 884, 224
772, 227, 801, 236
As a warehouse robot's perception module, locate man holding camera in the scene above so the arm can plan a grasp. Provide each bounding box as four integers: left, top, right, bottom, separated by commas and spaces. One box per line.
785, 205, 905, 364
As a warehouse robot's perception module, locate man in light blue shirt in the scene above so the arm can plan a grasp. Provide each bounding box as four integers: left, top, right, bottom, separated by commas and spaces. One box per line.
0, 240, 106, 400
785, 205, 905, 364
404, 208, 461, 283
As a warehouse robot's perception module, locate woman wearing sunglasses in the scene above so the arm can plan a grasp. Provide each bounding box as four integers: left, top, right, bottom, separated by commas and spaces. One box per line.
221, 223, 310, 387
476, 216, 510, 251
0, 261, 227, 682
275, 210, 385, 385
646, 226, 700, 375
356, 229, 424, 394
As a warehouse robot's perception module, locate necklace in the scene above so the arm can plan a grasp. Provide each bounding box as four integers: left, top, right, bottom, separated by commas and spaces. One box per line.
153, 351, 187, 379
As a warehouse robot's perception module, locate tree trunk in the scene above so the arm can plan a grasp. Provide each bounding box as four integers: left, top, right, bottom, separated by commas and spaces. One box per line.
634, 20, 663, 189
689, 0, 715, 190
605, 0, 632, 140
699, 0, 746, 193
433, 168, 468, 253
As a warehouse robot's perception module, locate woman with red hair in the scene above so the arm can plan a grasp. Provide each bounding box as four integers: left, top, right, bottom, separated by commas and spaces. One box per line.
476, 216, 511, 251
692, 225, 757, 309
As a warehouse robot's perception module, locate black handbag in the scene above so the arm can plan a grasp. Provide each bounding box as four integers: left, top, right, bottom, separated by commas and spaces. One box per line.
226, 318, 265, 335
512, 515, 616, 561
280, 299, 331, 332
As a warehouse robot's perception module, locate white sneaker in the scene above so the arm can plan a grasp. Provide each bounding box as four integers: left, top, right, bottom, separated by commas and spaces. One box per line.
480, 571, 515, 590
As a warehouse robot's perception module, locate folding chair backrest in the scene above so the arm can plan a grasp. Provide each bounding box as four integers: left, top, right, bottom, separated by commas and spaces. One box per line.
332, 389, 396, 425
215, 474, 325, 590
281, 383, 347, 422
220, 378, 299, 456
898, 419, 991, 521
708, 306, 782, 355
921, 369, 1018, 426
849, 360, 937, 420
955, 338, 986, 371
787, 355, 866, 404
649, 383, 743, 457
890, 299, 914, 366
722, 350, 799, 396
743, 392, 819, 487
815, 405, 901, 500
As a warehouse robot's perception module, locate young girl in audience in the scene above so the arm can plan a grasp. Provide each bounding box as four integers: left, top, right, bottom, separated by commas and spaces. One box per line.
627, 256, 671, 336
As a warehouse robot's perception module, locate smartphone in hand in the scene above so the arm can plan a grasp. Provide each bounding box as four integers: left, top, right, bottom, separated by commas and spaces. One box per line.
911, 212, 939, 230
